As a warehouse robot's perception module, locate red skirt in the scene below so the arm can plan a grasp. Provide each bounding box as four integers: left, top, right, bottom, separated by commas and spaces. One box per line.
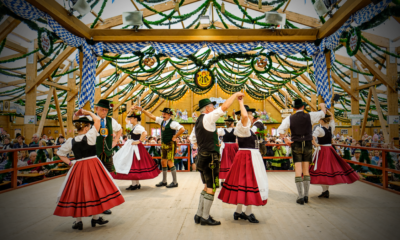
218, 150, 268, 206
219, 143, 238, 180
310, 146, 359, 185
112, 143, 160, 180
54, 157, 125, 218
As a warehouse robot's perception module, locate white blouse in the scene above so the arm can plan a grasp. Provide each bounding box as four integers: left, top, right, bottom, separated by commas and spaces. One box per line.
312, 119, 336, 138
217, 127, 234, 136
57, 127, 99, 157
234, 120, 252, 138
126, 123, 146, 135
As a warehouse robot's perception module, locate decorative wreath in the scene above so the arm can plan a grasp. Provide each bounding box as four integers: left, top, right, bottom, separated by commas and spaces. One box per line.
38, 28, 54, 57
346, 27, 361, 57
143, 57, 156, 67
194, 68, 215, 90
257, 58, 268, 68
139, 54, 161, 73
251, 53, 272, 74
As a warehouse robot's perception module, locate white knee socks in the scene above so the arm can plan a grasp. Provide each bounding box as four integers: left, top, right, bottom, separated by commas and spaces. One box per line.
322, 185, 329, 192
235, 204, 243, 213
131, 180, 139, 185
92, 215, 99, 220
245, 205, 252, 215
76, 217, 82, 222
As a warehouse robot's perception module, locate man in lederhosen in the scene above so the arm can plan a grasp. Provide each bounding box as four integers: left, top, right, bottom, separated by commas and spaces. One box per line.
137, 106, 185, 188
94, 99, 122, 215
189, 92, 244, 226
277, 99, 326, 205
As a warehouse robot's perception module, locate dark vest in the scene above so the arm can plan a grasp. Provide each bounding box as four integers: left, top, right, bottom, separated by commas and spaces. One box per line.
161, 119, 176, 144
129, 125, 141, 141
289, 112, 312, 142
96, 117, 114, 157
317, 126, 332, 145
237, 129, 258, 149
222, 129, 236, 143
72, 136, 97, 160
253, 121, 265, 131
195, 114, 220, 153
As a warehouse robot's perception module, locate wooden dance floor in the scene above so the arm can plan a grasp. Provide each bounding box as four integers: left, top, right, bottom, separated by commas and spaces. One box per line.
0, 172, 399, 240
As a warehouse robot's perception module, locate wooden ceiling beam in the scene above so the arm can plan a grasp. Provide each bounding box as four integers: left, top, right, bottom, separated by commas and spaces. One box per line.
267, 98, 282, 112
0, 17, 21, 43
362, 32, 390, 48
317, 0, 370, 39
286, 82, 317, 111
331, 72, 359, 100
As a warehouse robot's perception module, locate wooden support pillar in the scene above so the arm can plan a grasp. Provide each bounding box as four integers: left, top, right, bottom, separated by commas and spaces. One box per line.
67, 65, 77, 139
311, 93, 316, 110
113, 94, 119, 121
94, 87, 101, 104
350, 60, 360, 140
53, 88, 65, 136
386, 48, 399, 145
361, 88, 372, 136
24, 40, 37, 144
36, 88, 54, 136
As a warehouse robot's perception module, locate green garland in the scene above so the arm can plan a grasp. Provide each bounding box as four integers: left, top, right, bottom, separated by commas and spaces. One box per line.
91, 0, 108, 28
345, 27, 361, 57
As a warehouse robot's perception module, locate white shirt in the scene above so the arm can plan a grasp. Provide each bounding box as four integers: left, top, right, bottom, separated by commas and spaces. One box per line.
189, 107, 225, 144
155, 117, 183, 131
312, 119, 336, 139
251, 119, 265, 133
57, 128, 99, 157
277, 110, 325, 135
234, 120, 252, 138
100, 116, 122, 133
217, 127, 234, 136
126, 123, 146, 135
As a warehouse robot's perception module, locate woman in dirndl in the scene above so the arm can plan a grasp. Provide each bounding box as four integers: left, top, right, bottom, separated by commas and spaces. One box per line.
310, 110, 359, 198
217, 116, 238, 183
112, 108, 160, 190
54, 109, 125, 230
218, 99, 268, 224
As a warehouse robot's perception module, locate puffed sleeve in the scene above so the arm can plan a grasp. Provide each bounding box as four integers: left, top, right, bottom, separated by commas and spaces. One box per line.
86, 127, 99, 146
57, 138, 73, 157
170, 121, 184, 131
217, 128, 225, 136
312, 126, 325, 138
329, 119, 335, 133
133, 125, 146, 135
234, 120, 251, 138
111, 118, 122, 132
189, 127, 197, 144
155, 117, 163, 126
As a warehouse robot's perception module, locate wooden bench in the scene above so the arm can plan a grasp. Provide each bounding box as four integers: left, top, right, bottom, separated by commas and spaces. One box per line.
0, 181, 11, 187
17, 173, 45, 177
389, 181, 400, 187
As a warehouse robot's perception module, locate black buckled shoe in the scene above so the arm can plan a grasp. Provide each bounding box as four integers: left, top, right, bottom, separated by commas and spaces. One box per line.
318, 190, 329, 198
247, 214, 259, 224
233, 212, 248, 220
91, 217, 109, 227
156, 181, 167, 187
166, 182, 178, 188
126, 185, 134, 190
103, 209, 112, 214
296, 198, 304, 205
72, 221, 83, 230
194, 214, 201, 224
304, 196, 309, 203
137, 184, 141, 189
200, 217, 221, 226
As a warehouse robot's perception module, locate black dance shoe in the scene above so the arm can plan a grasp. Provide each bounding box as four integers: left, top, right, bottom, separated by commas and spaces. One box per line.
318, 190, 329, 198
247, 214, 259, 224
137, 184, 141, 189
296, 198, 304, 205
166, 182, 178, 188
304, 196, 309, 203
233, 212, 248, 220
103, 209, 112, 214
200, 217, 221, 226
156, 181, 167, 187
194, 214, 201, 224
72, 221, 83, 230
126, 185, 134, 190
91, 217, 109, 227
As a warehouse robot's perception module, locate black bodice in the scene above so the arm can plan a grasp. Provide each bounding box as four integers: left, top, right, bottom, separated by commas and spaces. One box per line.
317, 126, 332, 145
253, 121, 265, 131
71, 136, 97, 160
237, 129, 258, 149
129, 126, 141, 141
222, 129, 237, 143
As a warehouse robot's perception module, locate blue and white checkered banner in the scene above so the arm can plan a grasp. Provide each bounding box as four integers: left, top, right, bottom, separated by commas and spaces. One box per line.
353, 0, 391, 26
206, 42, 259, 54
260, 42, 313, 56
151, 42, 204, 58
1, 0, 45, 20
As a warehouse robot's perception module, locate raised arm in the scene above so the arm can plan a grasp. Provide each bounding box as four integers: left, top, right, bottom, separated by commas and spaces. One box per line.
134, 105, 157, 121
81, 109, 100, 132
220, 92, 245, 112
238, 97, 248, 127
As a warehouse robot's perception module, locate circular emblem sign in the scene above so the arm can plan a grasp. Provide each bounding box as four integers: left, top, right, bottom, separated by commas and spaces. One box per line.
346, 27, 361, 56
38, 28, 53, 57
194, 69, 214, 90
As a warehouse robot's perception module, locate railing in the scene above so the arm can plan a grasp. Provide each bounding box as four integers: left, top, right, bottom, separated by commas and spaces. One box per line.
333, 144, 400, 195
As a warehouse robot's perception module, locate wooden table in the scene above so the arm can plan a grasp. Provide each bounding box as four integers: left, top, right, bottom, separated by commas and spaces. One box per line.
389, 181, 400, 187
360, 173, 382, 178
51, 168, 70, 172
17, 173, 45, 178
0, 181, 11, 187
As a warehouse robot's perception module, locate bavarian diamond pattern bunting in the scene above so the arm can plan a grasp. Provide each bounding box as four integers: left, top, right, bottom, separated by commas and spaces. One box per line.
353, 0, 391, 25
260, 42, 311, 56
206, 42, 259, 54
151, 42, 204, 58
1, 0, 45, 20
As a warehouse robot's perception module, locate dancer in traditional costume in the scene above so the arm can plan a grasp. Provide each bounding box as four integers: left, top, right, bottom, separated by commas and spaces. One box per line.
310, 110, 359, 198
136, 106, 185, 188
95, 99, 122, 214
277, 99, 326, 205
217, 116, 238, 183
190, 92, 244, 226
251, 112, 265, 133
54, 109, 125, 230
218, 102, 269, 224
112, 108, 161, 190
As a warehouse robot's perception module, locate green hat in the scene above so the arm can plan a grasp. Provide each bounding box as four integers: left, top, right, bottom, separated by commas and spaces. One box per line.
253, 112, 261, 119
293, 98, 307, 109
224, 116, 235, 122
195, 98, 216, 111
160, 108, 173, 115
73, 117, 94, 124
95, 99, 112, 109
354, 149, 361, 153
127, 111, 141, 118
235, 105, 256, 115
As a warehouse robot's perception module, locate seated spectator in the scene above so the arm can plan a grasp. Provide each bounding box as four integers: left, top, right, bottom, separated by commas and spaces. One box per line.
28, 134, 39, 152
56, 136, 65, 145
371, 150, 381, 166
1, 136, 12, 163
271, 139, 287, 170
174, 138, 183, 170
13, 135, 28, 149
122, 135, 128, 144
352, 149, 369, 172
38, 140, 50, 159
